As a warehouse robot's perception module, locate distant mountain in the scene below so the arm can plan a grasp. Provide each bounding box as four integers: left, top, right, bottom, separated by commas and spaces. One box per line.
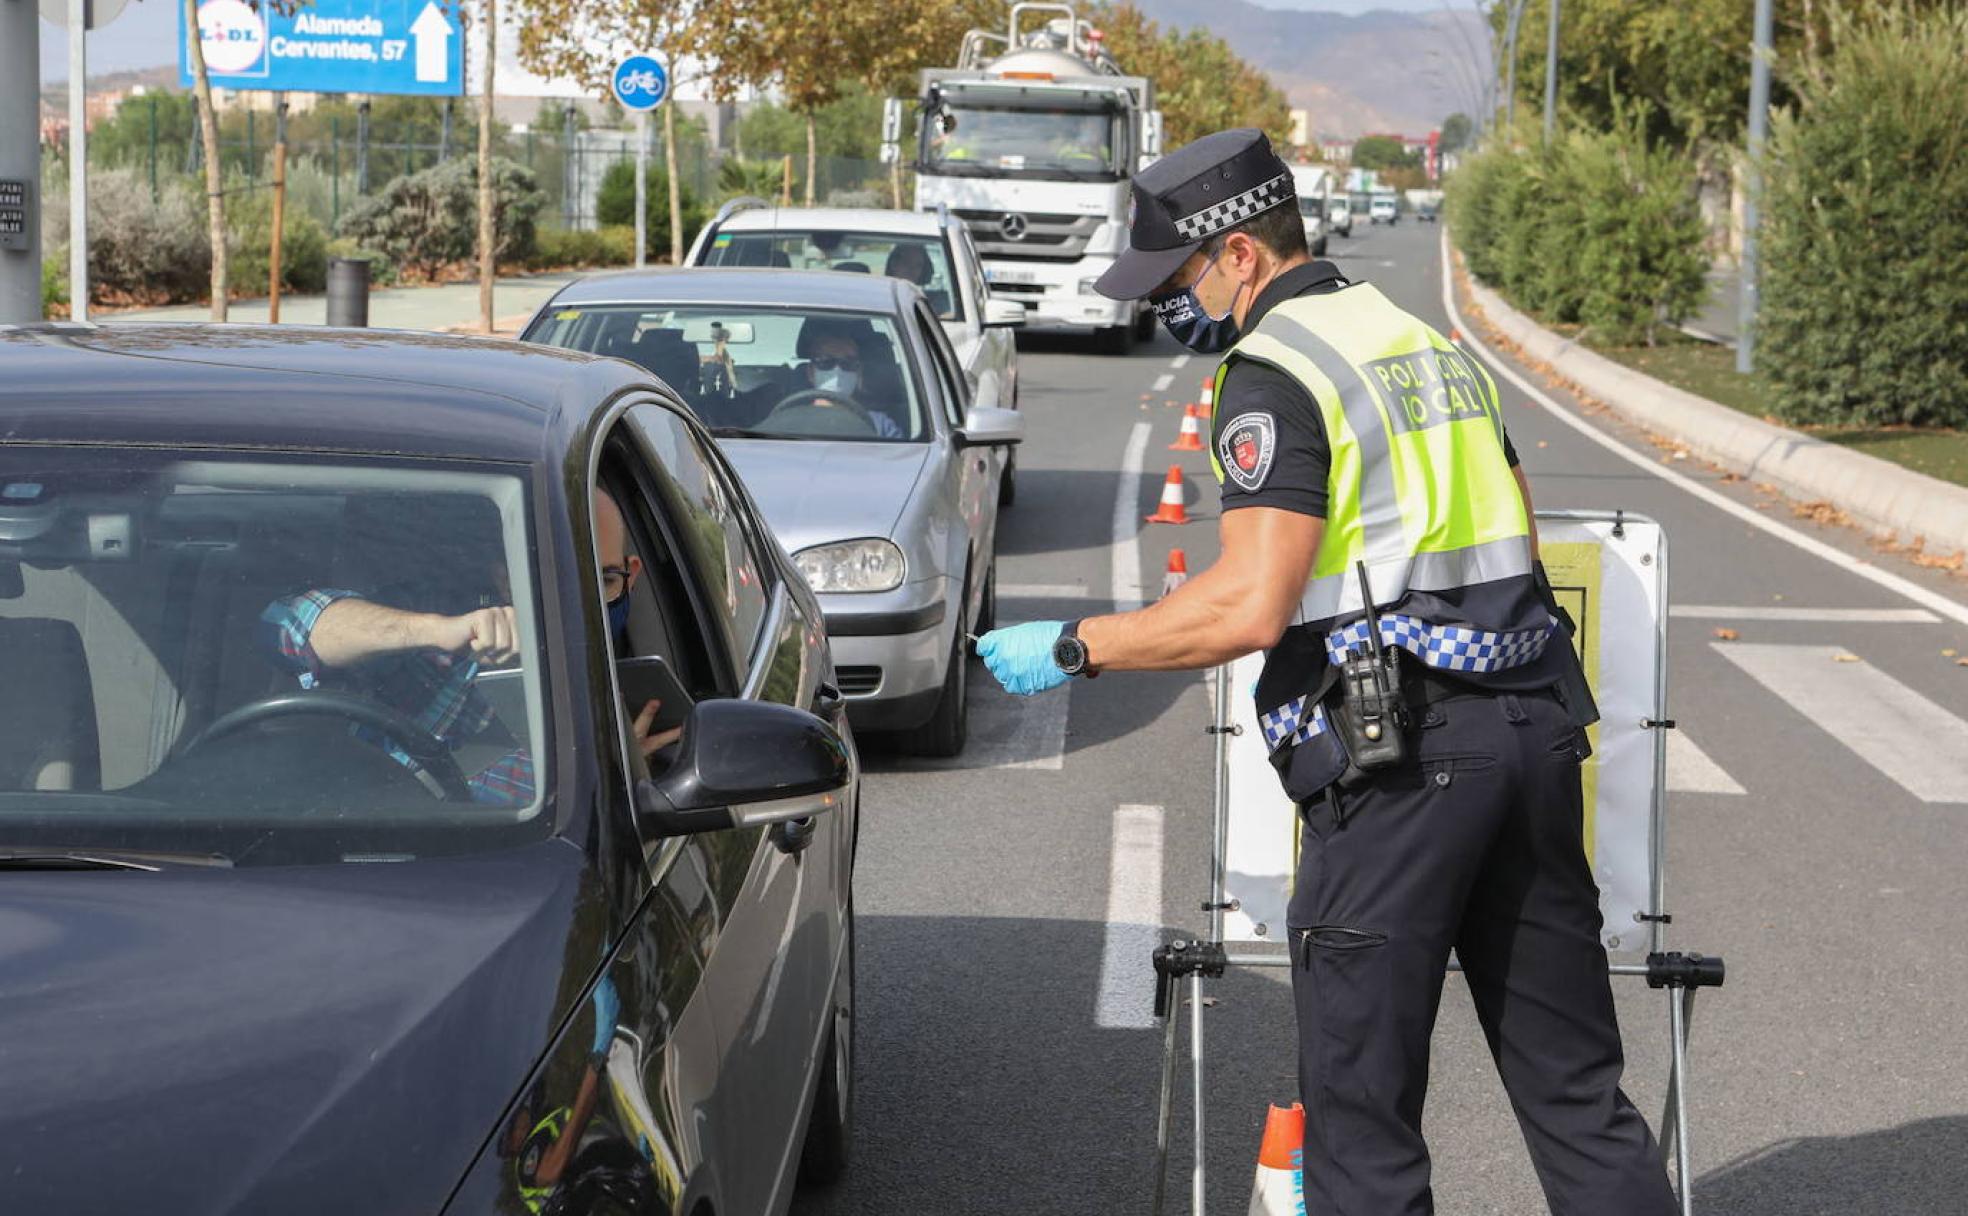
1128, 0, 1495, 139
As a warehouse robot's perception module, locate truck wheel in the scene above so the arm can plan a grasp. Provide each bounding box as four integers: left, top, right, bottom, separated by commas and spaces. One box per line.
1099, 323, 1134, 356
1133, 307, 1156, 342
901, 622, 968, 757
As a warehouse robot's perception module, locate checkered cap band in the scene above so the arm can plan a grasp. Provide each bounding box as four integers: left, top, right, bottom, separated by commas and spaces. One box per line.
1325, 614, 1559, 675
1258, 696, 1330, 753
1173, 173, 1293, 242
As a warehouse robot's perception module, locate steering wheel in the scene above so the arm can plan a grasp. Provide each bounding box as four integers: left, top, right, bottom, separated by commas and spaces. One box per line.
765, 389, 880, 437
185, 690, 475, 802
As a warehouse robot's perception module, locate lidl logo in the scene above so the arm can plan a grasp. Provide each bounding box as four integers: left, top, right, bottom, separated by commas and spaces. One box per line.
195, 0, 269, 76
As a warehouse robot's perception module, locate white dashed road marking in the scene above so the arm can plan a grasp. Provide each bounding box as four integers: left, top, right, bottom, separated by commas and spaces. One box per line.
1672, 605, 1941, 624
1095, 803, 1166, 1028
1113, 422, 1151, 611
1714, 643, 1968, 804
1151, 373, 1174, 393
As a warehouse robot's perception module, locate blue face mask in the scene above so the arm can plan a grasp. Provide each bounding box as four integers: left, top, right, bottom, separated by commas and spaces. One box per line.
607, 593, 631, 646
1151, 250, 1244, 354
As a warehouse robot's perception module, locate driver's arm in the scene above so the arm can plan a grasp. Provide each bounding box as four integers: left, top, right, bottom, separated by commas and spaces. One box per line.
261, 589, 517, 675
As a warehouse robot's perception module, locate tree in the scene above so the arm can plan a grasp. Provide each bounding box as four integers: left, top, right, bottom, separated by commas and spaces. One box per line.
1086, 3, 1292, 150
511, 0, 709, 262
1439, 112, 1473, 154
183, 0, 226, 320
1352, 135, 1420, 172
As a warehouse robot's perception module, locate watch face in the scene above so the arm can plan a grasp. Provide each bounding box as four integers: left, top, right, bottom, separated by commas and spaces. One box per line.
1052, 635, 1085, 674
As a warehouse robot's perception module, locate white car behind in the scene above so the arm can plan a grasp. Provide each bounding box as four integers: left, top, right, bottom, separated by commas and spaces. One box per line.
687, 203, 1027, 504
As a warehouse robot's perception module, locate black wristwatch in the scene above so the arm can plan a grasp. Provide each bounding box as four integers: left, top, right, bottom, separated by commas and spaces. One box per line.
1052, 619, 1097, 678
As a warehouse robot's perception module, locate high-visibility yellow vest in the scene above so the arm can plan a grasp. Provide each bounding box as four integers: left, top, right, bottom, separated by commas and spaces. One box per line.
1211, 283, 1534, 634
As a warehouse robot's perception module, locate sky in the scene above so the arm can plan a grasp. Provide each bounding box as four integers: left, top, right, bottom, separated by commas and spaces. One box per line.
37, 0, 1487, 81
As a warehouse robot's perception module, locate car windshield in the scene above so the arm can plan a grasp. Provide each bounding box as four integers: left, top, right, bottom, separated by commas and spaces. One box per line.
921, 103, 1126, 181
0, 447, 551, 866
1298, 196, 1323, 218
527, 305, 928, 443
701, 231, 964, 322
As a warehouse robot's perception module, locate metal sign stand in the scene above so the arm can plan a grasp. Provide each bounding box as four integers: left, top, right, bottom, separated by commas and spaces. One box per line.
1149, 510, 1725, 1216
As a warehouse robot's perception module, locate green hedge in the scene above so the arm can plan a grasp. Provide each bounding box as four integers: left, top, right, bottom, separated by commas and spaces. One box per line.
337, 157, 545, 280
595, 161, 708, 261
1760, 3, 1968, 428
1448, 119, 1707, 346
522, 225, 635, 271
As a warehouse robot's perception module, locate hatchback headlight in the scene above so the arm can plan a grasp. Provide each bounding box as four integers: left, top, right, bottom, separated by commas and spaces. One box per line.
794, 539, 906, 593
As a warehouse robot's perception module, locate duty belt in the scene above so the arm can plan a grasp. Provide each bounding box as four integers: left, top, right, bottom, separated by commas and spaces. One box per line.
1258, 615, 1558, 752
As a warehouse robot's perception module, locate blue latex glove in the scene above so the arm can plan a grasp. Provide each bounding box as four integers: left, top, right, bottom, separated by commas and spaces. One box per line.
590, 976, 621, 1058
977, 620, 1069, 696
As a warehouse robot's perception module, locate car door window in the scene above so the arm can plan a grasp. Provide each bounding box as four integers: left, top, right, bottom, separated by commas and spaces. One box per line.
625, 405, 773, 679
959, 227, 991, 321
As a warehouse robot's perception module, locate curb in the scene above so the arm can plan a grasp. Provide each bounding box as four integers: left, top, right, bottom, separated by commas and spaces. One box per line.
1455, 255, 1968, 561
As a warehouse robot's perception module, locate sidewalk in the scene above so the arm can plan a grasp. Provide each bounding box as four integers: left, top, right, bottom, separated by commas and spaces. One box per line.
110, 272, 583, 336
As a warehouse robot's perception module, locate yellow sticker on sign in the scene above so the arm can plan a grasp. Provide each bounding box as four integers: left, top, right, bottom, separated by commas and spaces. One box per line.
1540, 540, 1603, 863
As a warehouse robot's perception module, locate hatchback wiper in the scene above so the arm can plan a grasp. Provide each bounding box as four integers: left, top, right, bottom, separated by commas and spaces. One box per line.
0, 850, 233, 872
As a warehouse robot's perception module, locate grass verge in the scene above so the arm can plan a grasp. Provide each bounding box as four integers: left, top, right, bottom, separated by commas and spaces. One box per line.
1596, 333, 1968, 490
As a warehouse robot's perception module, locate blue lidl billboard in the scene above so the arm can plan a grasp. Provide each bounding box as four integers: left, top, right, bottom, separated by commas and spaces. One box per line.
179, 0, 466, 96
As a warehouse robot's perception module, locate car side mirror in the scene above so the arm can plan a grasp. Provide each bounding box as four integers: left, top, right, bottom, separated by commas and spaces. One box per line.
634, 699, 851, 838
956, 406, 1025, 448
983, 298, 1027, 328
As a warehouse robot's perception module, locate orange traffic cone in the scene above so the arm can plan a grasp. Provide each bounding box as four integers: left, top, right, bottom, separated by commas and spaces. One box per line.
1247, 1103, 1305, 1216
1169, 405, 1207, 451
1449, 325, 1463, 343
1144, 465, 1190, 525
1160, 549, 1189, 597
1200, 377, 1216, 413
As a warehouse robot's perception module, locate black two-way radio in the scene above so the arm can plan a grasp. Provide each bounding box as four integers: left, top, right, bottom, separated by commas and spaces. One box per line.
1334, 560, 1411, 777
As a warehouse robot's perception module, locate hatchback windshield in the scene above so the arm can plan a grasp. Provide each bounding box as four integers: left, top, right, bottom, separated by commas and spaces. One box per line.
702, 231, 963, 321
0, 447, 549, 866
527, 306, 928, 442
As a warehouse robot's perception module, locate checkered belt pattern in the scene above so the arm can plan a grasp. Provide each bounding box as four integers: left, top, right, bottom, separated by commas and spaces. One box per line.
1324, 613, 1557, 675
1259, 696, 1330, 751
1174, 173, 1294, 242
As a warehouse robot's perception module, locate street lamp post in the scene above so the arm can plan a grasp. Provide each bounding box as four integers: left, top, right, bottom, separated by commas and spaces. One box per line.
0, 0, 41, 324
1737, 0, 1774, 374
1542, 0, 1560, 142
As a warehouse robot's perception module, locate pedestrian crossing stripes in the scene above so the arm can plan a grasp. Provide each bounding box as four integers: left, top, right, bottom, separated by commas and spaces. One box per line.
1666, 731, 1746, 796
1714, 643, 1968, 804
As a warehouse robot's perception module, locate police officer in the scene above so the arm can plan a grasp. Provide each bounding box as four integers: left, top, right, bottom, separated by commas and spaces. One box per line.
976, 129, 1678, 1215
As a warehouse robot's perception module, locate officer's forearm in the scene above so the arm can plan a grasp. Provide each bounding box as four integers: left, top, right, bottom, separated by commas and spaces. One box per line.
1079, 507, 1322, 672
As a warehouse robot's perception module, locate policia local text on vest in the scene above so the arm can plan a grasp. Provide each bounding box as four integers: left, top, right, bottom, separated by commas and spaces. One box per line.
974, 127, 1679, 1215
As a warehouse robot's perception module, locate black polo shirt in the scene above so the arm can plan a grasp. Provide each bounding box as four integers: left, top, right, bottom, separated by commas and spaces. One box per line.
1211, 261, 1519, 519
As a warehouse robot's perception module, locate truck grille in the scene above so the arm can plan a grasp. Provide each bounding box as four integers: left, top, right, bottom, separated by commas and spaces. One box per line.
956, 209, 1104, 262
836, 666, 883, 696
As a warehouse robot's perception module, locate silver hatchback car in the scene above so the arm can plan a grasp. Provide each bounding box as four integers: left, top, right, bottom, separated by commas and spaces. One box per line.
523, 269, 1023, 757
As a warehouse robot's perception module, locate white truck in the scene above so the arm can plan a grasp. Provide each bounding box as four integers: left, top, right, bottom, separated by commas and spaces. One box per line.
885, 3, 1164, 353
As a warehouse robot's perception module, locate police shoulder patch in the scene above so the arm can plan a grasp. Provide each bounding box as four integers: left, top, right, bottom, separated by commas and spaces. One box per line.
1218, 411, 1277, 493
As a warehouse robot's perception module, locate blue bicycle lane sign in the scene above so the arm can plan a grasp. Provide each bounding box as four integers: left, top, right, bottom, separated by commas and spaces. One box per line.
612, 56, 669, 112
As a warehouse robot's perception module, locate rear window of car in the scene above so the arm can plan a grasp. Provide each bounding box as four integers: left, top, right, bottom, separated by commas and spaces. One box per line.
700, 230, 964, 322
0, 445, 553, 866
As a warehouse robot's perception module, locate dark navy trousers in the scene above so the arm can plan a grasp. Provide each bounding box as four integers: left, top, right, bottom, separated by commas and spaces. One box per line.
1287, 687, 1677, 1215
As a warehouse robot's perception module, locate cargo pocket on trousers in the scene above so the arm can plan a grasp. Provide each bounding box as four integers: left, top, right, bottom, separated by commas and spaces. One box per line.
1293, 925, 1389, 968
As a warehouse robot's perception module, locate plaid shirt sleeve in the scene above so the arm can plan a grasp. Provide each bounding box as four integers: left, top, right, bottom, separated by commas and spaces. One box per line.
259, 589, 365, 688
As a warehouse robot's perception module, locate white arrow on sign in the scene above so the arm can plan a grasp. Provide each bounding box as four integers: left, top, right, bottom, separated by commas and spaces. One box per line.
410, 1, 454, 85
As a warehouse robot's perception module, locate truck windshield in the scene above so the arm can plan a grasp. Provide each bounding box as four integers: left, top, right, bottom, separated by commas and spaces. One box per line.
922, 104, 1124, 181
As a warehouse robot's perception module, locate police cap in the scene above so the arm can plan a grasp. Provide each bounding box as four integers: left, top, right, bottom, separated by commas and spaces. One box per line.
1093, 127, 1297, 301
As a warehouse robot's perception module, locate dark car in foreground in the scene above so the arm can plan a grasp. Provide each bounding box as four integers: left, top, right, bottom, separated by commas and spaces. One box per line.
0, 323, 859, 1215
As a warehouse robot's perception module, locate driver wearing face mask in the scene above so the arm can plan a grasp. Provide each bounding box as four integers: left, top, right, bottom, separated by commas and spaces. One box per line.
800, 330, 905, 439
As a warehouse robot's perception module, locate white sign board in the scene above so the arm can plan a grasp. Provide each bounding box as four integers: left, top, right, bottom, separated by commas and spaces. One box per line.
1218, 512, 1666, 958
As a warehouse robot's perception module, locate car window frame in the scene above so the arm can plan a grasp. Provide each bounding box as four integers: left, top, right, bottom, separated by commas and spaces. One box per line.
912, 301, 972, 429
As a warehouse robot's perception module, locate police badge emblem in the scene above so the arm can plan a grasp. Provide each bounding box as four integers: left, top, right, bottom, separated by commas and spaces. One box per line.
1219, 411, 1276, 492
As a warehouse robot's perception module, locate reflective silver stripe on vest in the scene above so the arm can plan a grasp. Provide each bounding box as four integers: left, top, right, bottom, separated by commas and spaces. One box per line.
1252, 310, 1407, 571
1296, 534, 1535, 625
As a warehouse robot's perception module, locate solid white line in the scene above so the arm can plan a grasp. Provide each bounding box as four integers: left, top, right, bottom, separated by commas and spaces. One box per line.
1666, 731, 1746, 795
1095, 803, 1166, 1028
1170, 353, 1191, 370
1438, 231, 1968, 629
1713, 643, 1968, 804
1151, 372, 1174, 393
1000, 583, 1098, 599
1671, 605, 1941, 624
1114, 422, 1152, 611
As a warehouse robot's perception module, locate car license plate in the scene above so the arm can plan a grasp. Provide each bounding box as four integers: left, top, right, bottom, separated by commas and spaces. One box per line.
986, 267, 1037, 285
